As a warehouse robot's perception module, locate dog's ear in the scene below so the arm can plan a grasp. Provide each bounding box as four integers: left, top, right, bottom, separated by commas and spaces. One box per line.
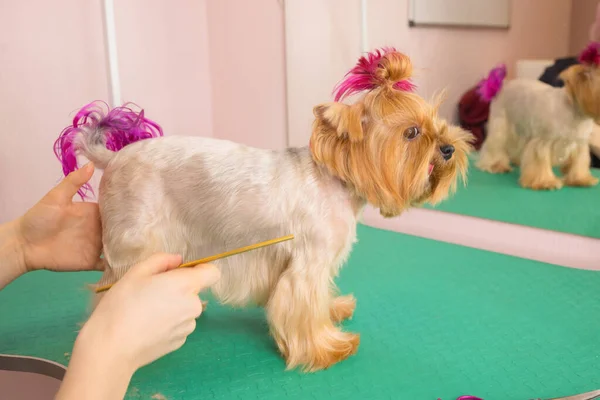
313, 102, 366, 141
561, 64, 600, 118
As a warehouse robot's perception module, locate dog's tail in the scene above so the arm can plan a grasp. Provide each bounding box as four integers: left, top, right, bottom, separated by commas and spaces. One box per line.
476, 63, 507, 102
54, 100, 163, 198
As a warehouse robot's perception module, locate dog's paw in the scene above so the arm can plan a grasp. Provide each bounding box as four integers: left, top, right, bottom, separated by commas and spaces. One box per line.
281, 328, 360, 372
519, 176, 563, 191
330, 295, 356, 323
564, 175, 599, 187
299, 331, 360, 372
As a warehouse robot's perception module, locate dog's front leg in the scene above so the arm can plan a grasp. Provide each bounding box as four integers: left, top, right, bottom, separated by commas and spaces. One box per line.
519, 138, 563, 190
266, 262, 359, 372
562, 142, 599, 187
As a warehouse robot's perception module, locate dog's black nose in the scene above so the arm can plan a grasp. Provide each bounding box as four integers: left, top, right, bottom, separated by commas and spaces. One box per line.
440, 144, 455, 160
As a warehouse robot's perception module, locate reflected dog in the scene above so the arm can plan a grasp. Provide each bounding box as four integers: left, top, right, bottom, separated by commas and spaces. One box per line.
477, 43, 600, 190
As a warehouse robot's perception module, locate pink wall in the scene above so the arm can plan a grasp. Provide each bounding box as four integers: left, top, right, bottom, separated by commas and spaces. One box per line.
206, 0, 287, 150
284, 0, 364, 147
115, 0, 213, 139
570, 0, 599, 53
0, 0, 108, 222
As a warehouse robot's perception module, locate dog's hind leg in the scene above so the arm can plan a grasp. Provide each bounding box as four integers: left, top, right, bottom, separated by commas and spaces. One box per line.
562, 142, 599, 187
90, 214, 175, 309
266, 258, 360, 372
519, 138, 563, 190
476, 106, 513, 173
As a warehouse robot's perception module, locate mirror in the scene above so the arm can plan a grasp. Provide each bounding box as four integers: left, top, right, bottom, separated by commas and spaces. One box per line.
284, 0, 600, 269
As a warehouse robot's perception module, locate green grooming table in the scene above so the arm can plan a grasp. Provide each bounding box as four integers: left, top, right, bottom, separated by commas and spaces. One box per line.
424, 162, 600, 239
1, 224, 599, 400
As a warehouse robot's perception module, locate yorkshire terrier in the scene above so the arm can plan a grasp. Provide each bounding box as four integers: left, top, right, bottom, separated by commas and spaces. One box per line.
54, 48, 472, 372
476, 43, 600, 190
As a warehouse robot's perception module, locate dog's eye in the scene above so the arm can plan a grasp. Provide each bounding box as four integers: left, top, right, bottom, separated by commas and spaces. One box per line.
404, 126, 420, 140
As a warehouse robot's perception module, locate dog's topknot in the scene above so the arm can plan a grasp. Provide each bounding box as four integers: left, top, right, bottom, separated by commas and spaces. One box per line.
376, 50, 413, 84
333, 47, 416, 102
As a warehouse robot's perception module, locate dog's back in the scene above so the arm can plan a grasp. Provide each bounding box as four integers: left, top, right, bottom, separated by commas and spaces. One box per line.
493, 79, 575, 137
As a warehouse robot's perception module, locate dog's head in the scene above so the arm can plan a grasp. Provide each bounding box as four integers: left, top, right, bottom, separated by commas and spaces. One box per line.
562, 42, 600, 120
310, 48, 473, 217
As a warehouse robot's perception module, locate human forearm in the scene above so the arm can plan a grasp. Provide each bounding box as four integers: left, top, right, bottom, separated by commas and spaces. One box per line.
0, 218, 26, 290
56, 323, 135, 400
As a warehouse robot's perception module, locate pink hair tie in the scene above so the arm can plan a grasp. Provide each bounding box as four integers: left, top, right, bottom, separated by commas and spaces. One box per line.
579, 42, 600, 66
332, 47, 416, 102
393, 79, 416, 92
477, 63, 507, 103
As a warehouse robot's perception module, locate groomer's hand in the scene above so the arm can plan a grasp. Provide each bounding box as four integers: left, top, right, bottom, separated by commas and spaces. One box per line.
80, 254, 220, 372
17, 162, 103, 272
57, 254, 220, 400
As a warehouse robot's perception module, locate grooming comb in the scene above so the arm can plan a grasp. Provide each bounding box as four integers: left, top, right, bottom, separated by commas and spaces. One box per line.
94, 234, 294, 293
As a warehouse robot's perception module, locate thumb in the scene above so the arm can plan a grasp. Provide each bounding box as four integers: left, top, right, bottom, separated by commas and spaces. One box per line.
126, 253, 183, 279
50, 162, 95, 203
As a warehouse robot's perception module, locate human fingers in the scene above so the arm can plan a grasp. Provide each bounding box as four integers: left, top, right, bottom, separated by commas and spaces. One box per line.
124, 253, 183, 279
168, 264, 221, 294
167, 319, 198, 351
187, 296, 205, 319
47, 162, 95, 204
174, 318, 197, 338
92, 258, 106, 271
